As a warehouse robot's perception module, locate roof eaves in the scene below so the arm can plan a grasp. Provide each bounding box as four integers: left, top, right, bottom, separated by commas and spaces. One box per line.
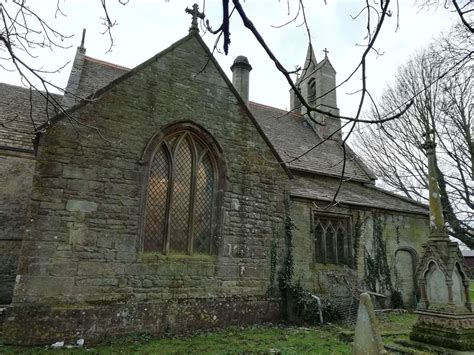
0, 144, 35, 155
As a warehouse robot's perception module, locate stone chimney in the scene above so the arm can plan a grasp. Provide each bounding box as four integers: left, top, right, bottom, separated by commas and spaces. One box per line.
62, 29, 87, 108
230, 56, 252, 103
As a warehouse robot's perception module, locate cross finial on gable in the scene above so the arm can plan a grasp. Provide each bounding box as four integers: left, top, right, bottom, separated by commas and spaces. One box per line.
323, 48, 329, 58
185, 4, 205, 33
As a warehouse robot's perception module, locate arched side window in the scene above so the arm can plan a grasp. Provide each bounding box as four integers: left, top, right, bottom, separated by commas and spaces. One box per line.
314, 214, 352, 266
141, 123, 224, 255
307, 78, 316, 104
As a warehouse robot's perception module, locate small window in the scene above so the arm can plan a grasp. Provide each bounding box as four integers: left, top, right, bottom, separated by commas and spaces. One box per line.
314, 215, 351, 266
142, 125, 223, 255
307, 78, 316, 104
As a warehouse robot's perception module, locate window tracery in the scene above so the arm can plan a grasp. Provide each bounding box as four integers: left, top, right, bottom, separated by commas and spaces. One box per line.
314, 215, 351, 266
143, 127, 220, 255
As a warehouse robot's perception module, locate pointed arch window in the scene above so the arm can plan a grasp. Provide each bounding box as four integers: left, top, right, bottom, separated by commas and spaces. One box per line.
314, 214, 352, 266
307, 78, 316, 104
142, 125, 223, 255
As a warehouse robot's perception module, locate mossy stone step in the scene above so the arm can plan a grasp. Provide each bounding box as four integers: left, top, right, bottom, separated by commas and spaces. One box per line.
385, 342, 428, 354
339, 330, 409, 343
396, 339, 474, 354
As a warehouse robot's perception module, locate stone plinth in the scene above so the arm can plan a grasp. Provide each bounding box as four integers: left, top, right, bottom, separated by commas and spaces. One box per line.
411, 311, 474, 350
410, 239, 474, 350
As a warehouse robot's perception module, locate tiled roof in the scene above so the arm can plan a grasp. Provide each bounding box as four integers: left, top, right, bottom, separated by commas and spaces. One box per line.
291, 175, 428, 215
0, 83, 62, 151
76, 56, 129, 99
0, 56, 127, 152
248, 102, 374, 182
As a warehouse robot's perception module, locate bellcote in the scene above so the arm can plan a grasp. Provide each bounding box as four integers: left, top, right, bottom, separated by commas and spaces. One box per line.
290, 43, 341, 141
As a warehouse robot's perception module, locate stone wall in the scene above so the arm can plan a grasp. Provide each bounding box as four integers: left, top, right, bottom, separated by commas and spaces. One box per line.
0, 152, 35, 304
5, 297, 280, 345
4, 34, 288, 344
290, 195, 429, 310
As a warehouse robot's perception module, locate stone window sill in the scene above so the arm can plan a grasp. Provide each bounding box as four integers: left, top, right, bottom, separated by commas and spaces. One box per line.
138, 252, 217, 263
311, 262, 353, 271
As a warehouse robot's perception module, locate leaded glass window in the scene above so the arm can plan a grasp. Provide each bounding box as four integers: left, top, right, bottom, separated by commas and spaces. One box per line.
314, 215, 351, 266
326, 223, 336, 264
143, 146, 168, 252
143, 130, 217, 255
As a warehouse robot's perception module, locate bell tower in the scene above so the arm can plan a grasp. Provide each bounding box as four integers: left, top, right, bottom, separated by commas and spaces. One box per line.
290, 44, 341, 141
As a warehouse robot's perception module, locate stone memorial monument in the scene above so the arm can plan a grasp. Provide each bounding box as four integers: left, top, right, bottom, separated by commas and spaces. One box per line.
410, 130, 474, 350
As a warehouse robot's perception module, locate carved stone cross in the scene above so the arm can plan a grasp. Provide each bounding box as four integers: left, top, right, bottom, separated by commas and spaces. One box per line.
185, 4, 205, 33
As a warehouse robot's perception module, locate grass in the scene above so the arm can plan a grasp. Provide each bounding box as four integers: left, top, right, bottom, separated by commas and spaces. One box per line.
470, 280, 474, 301
377, 312, 417, 333
0, 312, 417, 354
377, 312, 416, 348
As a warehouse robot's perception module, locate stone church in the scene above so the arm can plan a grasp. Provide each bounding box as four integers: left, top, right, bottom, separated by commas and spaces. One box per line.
0, 12, 429, 344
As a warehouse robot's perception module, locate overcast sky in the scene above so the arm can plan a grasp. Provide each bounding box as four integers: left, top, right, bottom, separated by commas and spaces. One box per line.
2, 0, 460, 118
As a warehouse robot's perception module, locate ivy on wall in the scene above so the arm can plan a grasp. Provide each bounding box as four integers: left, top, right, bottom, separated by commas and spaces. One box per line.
276, 202, 404, 321
352, 212, 365, 271
278, 195, 296, 319
277, 195, 344, 324
365, 213, 392, 294
268, 224, 280, 296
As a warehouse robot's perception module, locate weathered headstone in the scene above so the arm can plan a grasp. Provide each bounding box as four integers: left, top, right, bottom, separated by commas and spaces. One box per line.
352, 293, 386, 355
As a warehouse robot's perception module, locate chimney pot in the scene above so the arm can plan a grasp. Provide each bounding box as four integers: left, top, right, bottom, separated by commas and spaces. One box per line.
231, 55, 252, 103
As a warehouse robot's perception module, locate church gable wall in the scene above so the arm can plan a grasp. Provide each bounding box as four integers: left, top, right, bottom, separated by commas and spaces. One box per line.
4, 36, 288, 344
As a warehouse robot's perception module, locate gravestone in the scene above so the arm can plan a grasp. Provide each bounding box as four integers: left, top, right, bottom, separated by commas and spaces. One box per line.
352, 293, 387, 355
394, 249, 417, 308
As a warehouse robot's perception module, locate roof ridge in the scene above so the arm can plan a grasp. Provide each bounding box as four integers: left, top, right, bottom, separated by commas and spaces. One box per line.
84, 56, 130, 71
